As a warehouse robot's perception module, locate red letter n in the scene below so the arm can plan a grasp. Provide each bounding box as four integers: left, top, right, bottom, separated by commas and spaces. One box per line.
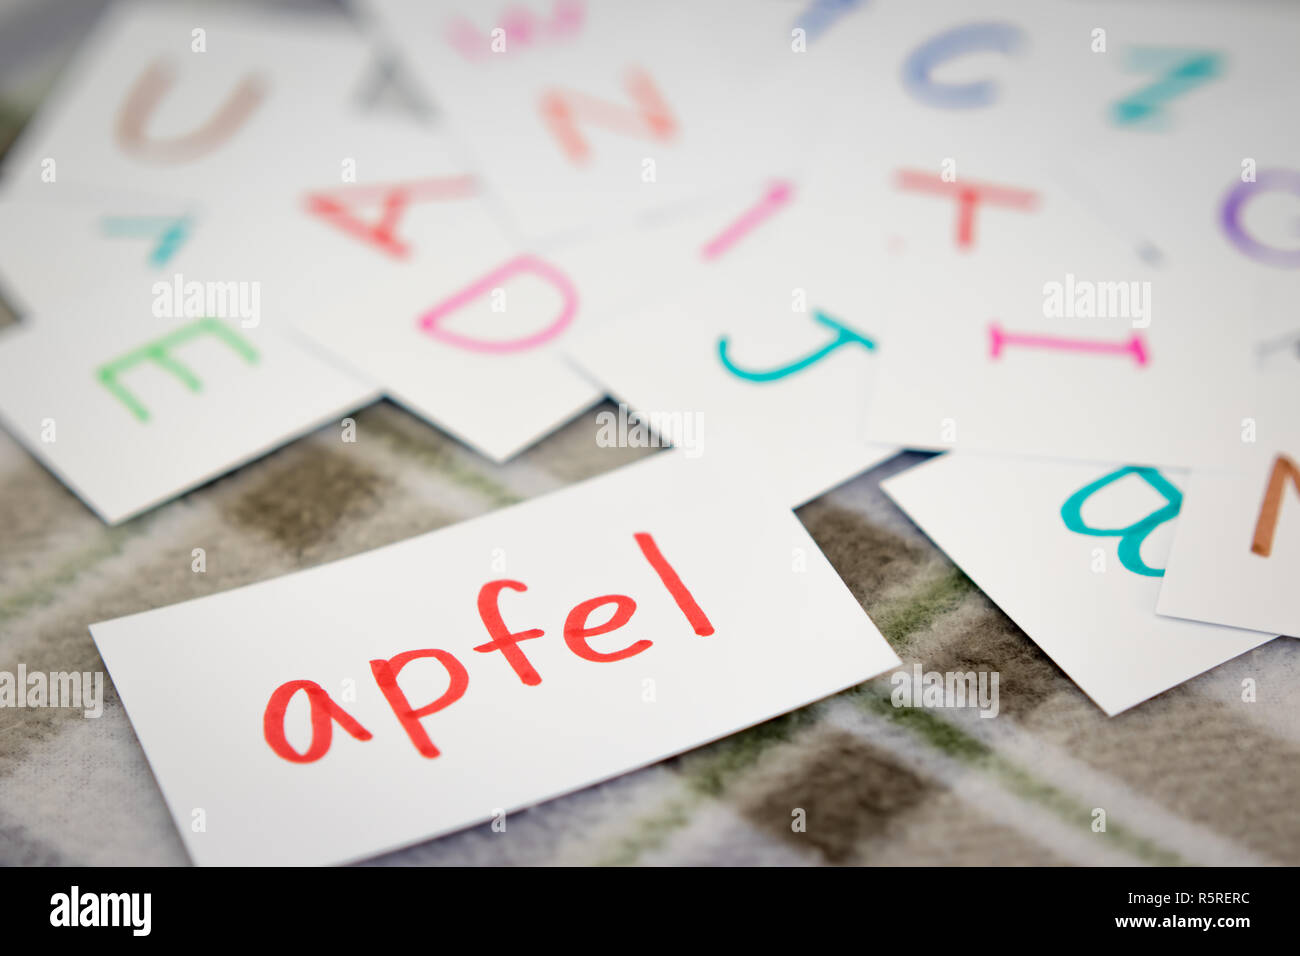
539, 67, 676, 164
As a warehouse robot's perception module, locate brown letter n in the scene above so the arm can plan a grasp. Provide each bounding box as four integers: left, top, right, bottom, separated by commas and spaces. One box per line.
1251, 453, 1300, 557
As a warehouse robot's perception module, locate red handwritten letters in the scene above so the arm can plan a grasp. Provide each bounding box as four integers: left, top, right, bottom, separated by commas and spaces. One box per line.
263, 531, 711, 763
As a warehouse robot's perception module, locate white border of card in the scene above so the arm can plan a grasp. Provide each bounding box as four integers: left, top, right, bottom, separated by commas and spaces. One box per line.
882, 453, 1273, 715
1158, 375, 1300, 639
91, 453, 900, 865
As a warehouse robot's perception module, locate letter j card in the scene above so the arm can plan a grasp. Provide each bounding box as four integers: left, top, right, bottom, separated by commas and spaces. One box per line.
90, 454, 899, 865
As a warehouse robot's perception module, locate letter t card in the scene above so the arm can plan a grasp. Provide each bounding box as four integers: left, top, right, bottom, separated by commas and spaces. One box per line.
90, 453, 899, 865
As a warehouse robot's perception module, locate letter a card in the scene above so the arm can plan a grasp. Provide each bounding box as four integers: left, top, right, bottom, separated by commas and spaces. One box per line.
90, 453, 900, 865
881, 453, 1272, 715
1158, 373, 1300, 638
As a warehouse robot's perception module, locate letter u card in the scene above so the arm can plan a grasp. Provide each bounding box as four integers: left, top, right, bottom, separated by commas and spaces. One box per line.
90, 453, 900, 866
567, 185, 898, 506
0, 2, 371, 201
881, 453, 1273, 715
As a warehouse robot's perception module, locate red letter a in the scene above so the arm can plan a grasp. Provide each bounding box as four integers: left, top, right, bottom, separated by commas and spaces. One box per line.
263, 679, 372, 764
304, 176, 476, 259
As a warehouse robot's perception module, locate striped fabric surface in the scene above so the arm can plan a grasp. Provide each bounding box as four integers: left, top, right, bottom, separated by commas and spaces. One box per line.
1, 0, 1297, 867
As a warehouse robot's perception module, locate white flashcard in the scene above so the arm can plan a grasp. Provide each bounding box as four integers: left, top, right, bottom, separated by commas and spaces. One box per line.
777, 2, 1256, 468
0, 184, 379, 524
1029, 0, 1300, 340
794, 0, 1300, 350
91, 452, 901, 865
798, 0, 1096, 229
794, 0, 1289, 368
1, 2, 371, 201
0, 308, 376, 524
881, 453, 1273, 715
1158, 374, 1300, 638
862, 253, 1256, 469
361, 0, 804, 242
191, 117, 609, 462
568, 182, 899, 506
0, 195, 211, 321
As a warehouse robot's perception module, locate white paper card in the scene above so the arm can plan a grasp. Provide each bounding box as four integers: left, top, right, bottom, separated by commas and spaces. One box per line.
198, 117, 607, 462
0, 311, 376, 523
863, 255, 1256, 469
362, 0, 802, 242
780, 2, 1256, 468
1030, 0, 1300, 340
0, 185, 378, 523
0, 195, 212, 320
1158, 375, 1300, 638
1, 2, 371, 201
568, 183, 898, 506
882, 453, 1272, 715
91, 453, 900, 866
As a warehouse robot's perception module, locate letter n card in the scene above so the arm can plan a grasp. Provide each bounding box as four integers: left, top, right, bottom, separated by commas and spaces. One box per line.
1158, 374, 1300, 638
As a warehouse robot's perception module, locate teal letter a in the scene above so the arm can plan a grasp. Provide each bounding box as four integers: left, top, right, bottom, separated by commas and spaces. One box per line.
1060, 465, 1182, 577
